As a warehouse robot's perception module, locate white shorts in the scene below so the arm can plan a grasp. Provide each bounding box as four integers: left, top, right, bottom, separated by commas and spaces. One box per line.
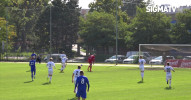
74, 78, 77, 85
166, 75, 172, 80
48, 69, 53, 75
62, 63, 66, 67
139, 67, 144, 71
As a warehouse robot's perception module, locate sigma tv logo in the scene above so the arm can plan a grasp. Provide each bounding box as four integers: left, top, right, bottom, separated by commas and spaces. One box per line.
146, 5, 177, 13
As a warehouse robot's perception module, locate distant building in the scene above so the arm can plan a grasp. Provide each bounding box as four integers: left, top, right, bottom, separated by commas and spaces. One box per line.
121, 0, 142, 17
80, 9, 89, 18
122, 0, 134, 4
164, 5, 191, 23
177, 5, 191, 12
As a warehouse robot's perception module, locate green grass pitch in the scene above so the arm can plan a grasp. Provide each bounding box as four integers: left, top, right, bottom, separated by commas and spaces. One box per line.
0, 62, 191, 100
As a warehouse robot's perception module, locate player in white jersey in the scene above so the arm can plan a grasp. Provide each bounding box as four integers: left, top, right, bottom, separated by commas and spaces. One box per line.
60, 51, 67, 72
164, 62, 175, 88
60, 57, 68, 72
72, 66, 81, 94
72, 66, 81, 84
60, 51, 66, 59
139, 56, 146, 82
47, 57, 56, 83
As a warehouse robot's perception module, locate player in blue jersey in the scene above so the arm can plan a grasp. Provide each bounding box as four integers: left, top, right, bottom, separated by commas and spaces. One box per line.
31, 51, 36, 60
74, 71, 90, 100
29, 57, 36, 81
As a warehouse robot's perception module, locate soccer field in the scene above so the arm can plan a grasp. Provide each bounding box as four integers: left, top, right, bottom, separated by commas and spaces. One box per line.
0, 62, 191, 100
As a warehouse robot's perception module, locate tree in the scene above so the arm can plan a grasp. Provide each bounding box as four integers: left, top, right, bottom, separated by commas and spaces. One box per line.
121, 0, 146, 17
89, 0, 117, 13
0, 0, 12, 18
80, 0, 131, 55
79, 11, 116, 48
89, 0, 130, 23
0, 17, 16, 53
35, 0, 80, 56
126, 7, 171, 50
170, 23, 190, 44
79, 11, 129, 54
7, 0, 49, 52
170, 10, 191, 44
176, 10, 191, 30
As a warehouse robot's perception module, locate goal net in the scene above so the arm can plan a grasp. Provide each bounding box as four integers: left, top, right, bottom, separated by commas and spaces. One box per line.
139, 44, 191, 68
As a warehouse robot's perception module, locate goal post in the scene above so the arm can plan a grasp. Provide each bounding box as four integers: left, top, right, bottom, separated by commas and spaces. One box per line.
139, 44, 191, 68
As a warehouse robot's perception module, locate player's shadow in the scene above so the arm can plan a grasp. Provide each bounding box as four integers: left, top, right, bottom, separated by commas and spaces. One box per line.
42, 82, 50, 85
68, 97, 77, 100
137, 81, 144, 84
106, 66, 114, 68
24, 81, 33, 83
26, 70, 30, 72
165, 87, 172, 90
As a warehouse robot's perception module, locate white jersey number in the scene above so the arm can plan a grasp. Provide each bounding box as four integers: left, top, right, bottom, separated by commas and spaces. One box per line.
30, 62, 34, 65
48, 63, 53, 69
76, 71, 79, 76
167, 68, 170, 72
81, 78, 84, 84
141, 61, 144, 64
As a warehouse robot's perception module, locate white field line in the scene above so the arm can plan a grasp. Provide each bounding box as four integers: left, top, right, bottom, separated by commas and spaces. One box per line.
66, 63, 163, 67
0, 62, 164, 67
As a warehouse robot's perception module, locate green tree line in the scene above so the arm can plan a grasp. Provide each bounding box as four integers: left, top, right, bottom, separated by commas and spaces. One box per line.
0, 0, 80, 57
79, 0, 191, 55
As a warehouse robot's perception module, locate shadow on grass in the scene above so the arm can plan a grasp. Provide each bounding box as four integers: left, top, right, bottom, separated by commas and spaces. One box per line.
86, 71, 90, 72
42, 82, 50, 85
24, 81, 33, 83
68, 97, 78, 100
106, 66, 114, 68
137, 81, 144, 84
26, 70, 31, 72
165, 87, 172, 90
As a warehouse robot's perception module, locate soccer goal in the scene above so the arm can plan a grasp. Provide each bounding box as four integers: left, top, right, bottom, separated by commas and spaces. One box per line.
139, 44, 191, 68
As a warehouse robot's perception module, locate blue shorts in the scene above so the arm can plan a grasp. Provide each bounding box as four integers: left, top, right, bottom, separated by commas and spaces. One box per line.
31, 68, 36, 73
77, 90, 86, 99
89, 63, 92, 66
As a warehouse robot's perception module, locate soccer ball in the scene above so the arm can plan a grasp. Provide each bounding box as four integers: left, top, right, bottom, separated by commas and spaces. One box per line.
81, 64, 83, 66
